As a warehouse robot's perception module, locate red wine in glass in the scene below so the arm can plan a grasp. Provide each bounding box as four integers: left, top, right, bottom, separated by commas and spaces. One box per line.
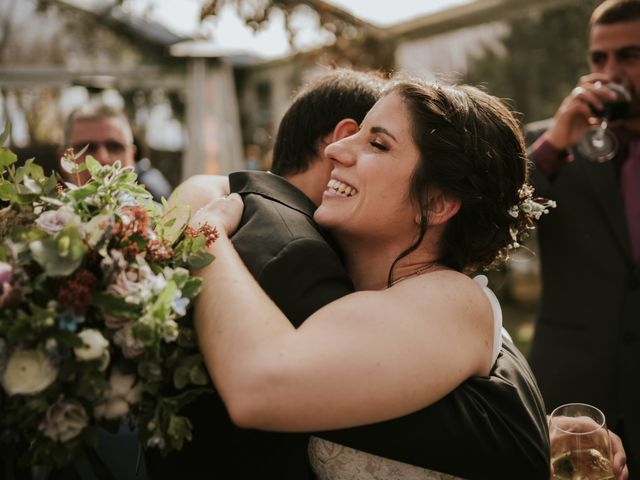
578, 82, 631, 162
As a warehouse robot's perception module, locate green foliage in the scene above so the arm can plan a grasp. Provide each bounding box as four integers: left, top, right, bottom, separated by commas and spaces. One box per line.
0, 133, 217, 470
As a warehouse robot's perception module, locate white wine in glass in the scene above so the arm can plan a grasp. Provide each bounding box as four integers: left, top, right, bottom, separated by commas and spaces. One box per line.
549, 403, 614, 480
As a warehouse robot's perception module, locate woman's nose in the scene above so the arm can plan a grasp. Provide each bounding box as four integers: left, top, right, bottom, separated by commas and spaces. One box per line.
324, 136, 356, 166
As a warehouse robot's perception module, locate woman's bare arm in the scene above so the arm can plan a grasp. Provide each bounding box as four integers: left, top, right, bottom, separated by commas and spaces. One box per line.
193, 195, 494, 432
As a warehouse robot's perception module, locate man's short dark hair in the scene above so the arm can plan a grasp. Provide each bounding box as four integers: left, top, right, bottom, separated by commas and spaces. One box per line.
271, 69, 385, 177
590, 0, 640, 31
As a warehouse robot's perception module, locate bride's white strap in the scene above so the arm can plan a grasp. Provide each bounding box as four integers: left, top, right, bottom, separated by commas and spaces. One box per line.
472, 275, 503, 365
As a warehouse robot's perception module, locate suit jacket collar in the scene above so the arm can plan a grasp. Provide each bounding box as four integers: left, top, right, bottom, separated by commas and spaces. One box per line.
229, 170, 317, 219
229, 170, 344, 253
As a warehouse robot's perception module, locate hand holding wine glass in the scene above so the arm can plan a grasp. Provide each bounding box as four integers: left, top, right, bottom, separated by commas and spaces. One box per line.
549, 403, 614, 480
576, 82, 632, 162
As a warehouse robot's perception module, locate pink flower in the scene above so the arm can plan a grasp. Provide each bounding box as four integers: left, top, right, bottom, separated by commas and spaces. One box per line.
39, 397, 89, 442
113, 324, 145, 359
0, 262, 22, 309
35, 210, 79, 236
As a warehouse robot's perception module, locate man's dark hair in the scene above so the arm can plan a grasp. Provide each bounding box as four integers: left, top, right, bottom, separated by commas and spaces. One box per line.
271, 69, 385, 177
590, 0, 640, 30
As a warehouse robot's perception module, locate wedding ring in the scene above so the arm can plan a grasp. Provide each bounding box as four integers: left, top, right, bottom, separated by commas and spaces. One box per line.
594, 81, 603, 89
572, 86, 584, 97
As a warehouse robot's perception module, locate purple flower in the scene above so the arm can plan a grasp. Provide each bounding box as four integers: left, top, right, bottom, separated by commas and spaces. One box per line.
35, 209, 80, 236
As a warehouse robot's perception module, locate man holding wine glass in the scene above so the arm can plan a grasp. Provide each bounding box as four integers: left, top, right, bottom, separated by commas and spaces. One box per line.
528, 0, 640, 477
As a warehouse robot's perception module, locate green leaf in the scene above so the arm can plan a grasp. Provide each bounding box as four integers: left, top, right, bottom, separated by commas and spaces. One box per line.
0, 148, 17, 168
167, 415, 192, 450
92, 292, 141, 319
0, 180, 16, 201
42, 174, 59, 196
180, 277, 202, 299
138, 361, 163, 381
0, 123, 11, 146
189, 364, 209, 386
85, 155, 101, 176
173, 366, 190, 390
186, 251, 214, 269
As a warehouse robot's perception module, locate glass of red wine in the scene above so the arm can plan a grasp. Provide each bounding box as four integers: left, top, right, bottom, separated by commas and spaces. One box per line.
577, 82, 631, 162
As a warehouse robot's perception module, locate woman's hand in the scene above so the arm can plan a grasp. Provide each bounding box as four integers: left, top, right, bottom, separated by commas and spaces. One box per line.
189, 193, 244, 238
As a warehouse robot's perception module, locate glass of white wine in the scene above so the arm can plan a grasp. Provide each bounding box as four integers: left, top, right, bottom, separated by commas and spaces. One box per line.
549, 403, 614, 480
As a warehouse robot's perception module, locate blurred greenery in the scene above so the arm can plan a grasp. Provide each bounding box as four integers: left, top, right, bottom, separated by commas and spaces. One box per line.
464, 0, 601, 124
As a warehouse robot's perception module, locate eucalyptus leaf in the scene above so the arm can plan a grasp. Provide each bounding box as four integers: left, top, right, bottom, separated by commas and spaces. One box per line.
173, 366, 190, 390
29, 225, 87, 277
189, 365, 208, 386
85, 155, 101, 176
186, 251, 214, 269
0, 181, 15, 201
0, 149, 17, 168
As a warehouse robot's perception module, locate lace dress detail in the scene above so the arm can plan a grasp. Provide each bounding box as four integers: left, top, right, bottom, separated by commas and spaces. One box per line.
308, 275, 502, 480
308, 437, 463, 480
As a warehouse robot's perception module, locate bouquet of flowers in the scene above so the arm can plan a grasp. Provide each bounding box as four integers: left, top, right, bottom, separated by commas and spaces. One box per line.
0, 125, 217, 471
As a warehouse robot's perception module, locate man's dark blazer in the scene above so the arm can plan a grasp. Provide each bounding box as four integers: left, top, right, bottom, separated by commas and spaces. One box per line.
148, 170, 550, 479
146, 170, 354, 480
527, 140, 640, 466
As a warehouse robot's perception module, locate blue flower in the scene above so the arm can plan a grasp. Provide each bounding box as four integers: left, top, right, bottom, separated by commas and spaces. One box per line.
57, 310, 84, 332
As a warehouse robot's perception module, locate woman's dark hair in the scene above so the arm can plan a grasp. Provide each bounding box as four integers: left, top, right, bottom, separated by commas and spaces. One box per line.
387, 80, 529, 278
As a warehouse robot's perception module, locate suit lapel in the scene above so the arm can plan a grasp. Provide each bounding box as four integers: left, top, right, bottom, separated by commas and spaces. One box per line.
577, 154, 632, 261
229, 170, 340, 249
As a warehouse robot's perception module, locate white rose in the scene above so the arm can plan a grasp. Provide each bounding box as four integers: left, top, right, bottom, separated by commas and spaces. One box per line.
1, 349, 58, 396
94, 369, 143, 420
74, 329, 109, 361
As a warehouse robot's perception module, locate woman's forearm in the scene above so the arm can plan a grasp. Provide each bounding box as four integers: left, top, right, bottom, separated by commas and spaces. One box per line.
194, 232, 298, 427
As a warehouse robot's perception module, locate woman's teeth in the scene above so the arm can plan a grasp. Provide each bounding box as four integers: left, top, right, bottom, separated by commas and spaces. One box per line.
327, 179, 357, 197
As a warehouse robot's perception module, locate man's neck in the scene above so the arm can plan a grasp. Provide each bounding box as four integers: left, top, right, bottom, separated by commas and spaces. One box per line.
283, 160, 332, 207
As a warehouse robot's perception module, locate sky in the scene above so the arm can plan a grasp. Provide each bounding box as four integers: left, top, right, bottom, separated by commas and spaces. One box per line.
121, 0, 473, 58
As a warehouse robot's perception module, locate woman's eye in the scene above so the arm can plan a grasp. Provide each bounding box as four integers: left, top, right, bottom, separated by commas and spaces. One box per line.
370, 141, 388, 151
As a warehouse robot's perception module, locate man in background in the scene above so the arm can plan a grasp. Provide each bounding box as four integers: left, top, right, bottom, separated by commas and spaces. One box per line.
527, 0, 640, 474
62, 103, 171, 201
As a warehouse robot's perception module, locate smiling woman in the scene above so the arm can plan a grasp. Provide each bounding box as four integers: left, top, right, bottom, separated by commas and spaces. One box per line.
187, 78, 553, 479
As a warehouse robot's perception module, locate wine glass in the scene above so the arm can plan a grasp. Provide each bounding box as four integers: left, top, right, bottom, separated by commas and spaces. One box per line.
577, 82, 631, 163
549, 403, 614, 480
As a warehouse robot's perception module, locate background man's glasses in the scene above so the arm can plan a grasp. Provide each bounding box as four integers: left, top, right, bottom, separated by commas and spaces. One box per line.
71, 141, 127, 155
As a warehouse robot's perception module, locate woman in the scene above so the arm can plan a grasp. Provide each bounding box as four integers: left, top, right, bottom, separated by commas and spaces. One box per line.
190, 80, 550, 478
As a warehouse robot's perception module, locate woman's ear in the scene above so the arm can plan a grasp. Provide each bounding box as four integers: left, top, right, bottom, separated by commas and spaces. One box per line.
331, 118, 359, 142
420, 190, 461, 226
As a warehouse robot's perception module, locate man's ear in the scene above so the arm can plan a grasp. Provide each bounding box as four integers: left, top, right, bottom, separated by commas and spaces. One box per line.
419, 190, 461, 226
331, 118, 359, 142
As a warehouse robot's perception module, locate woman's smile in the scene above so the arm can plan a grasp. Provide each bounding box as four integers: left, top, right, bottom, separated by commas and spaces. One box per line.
326, 178, 358, 197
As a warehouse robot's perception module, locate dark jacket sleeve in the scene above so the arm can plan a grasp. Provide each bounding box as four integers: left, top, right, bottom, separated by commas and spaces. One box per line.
256, 237, 354, 327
